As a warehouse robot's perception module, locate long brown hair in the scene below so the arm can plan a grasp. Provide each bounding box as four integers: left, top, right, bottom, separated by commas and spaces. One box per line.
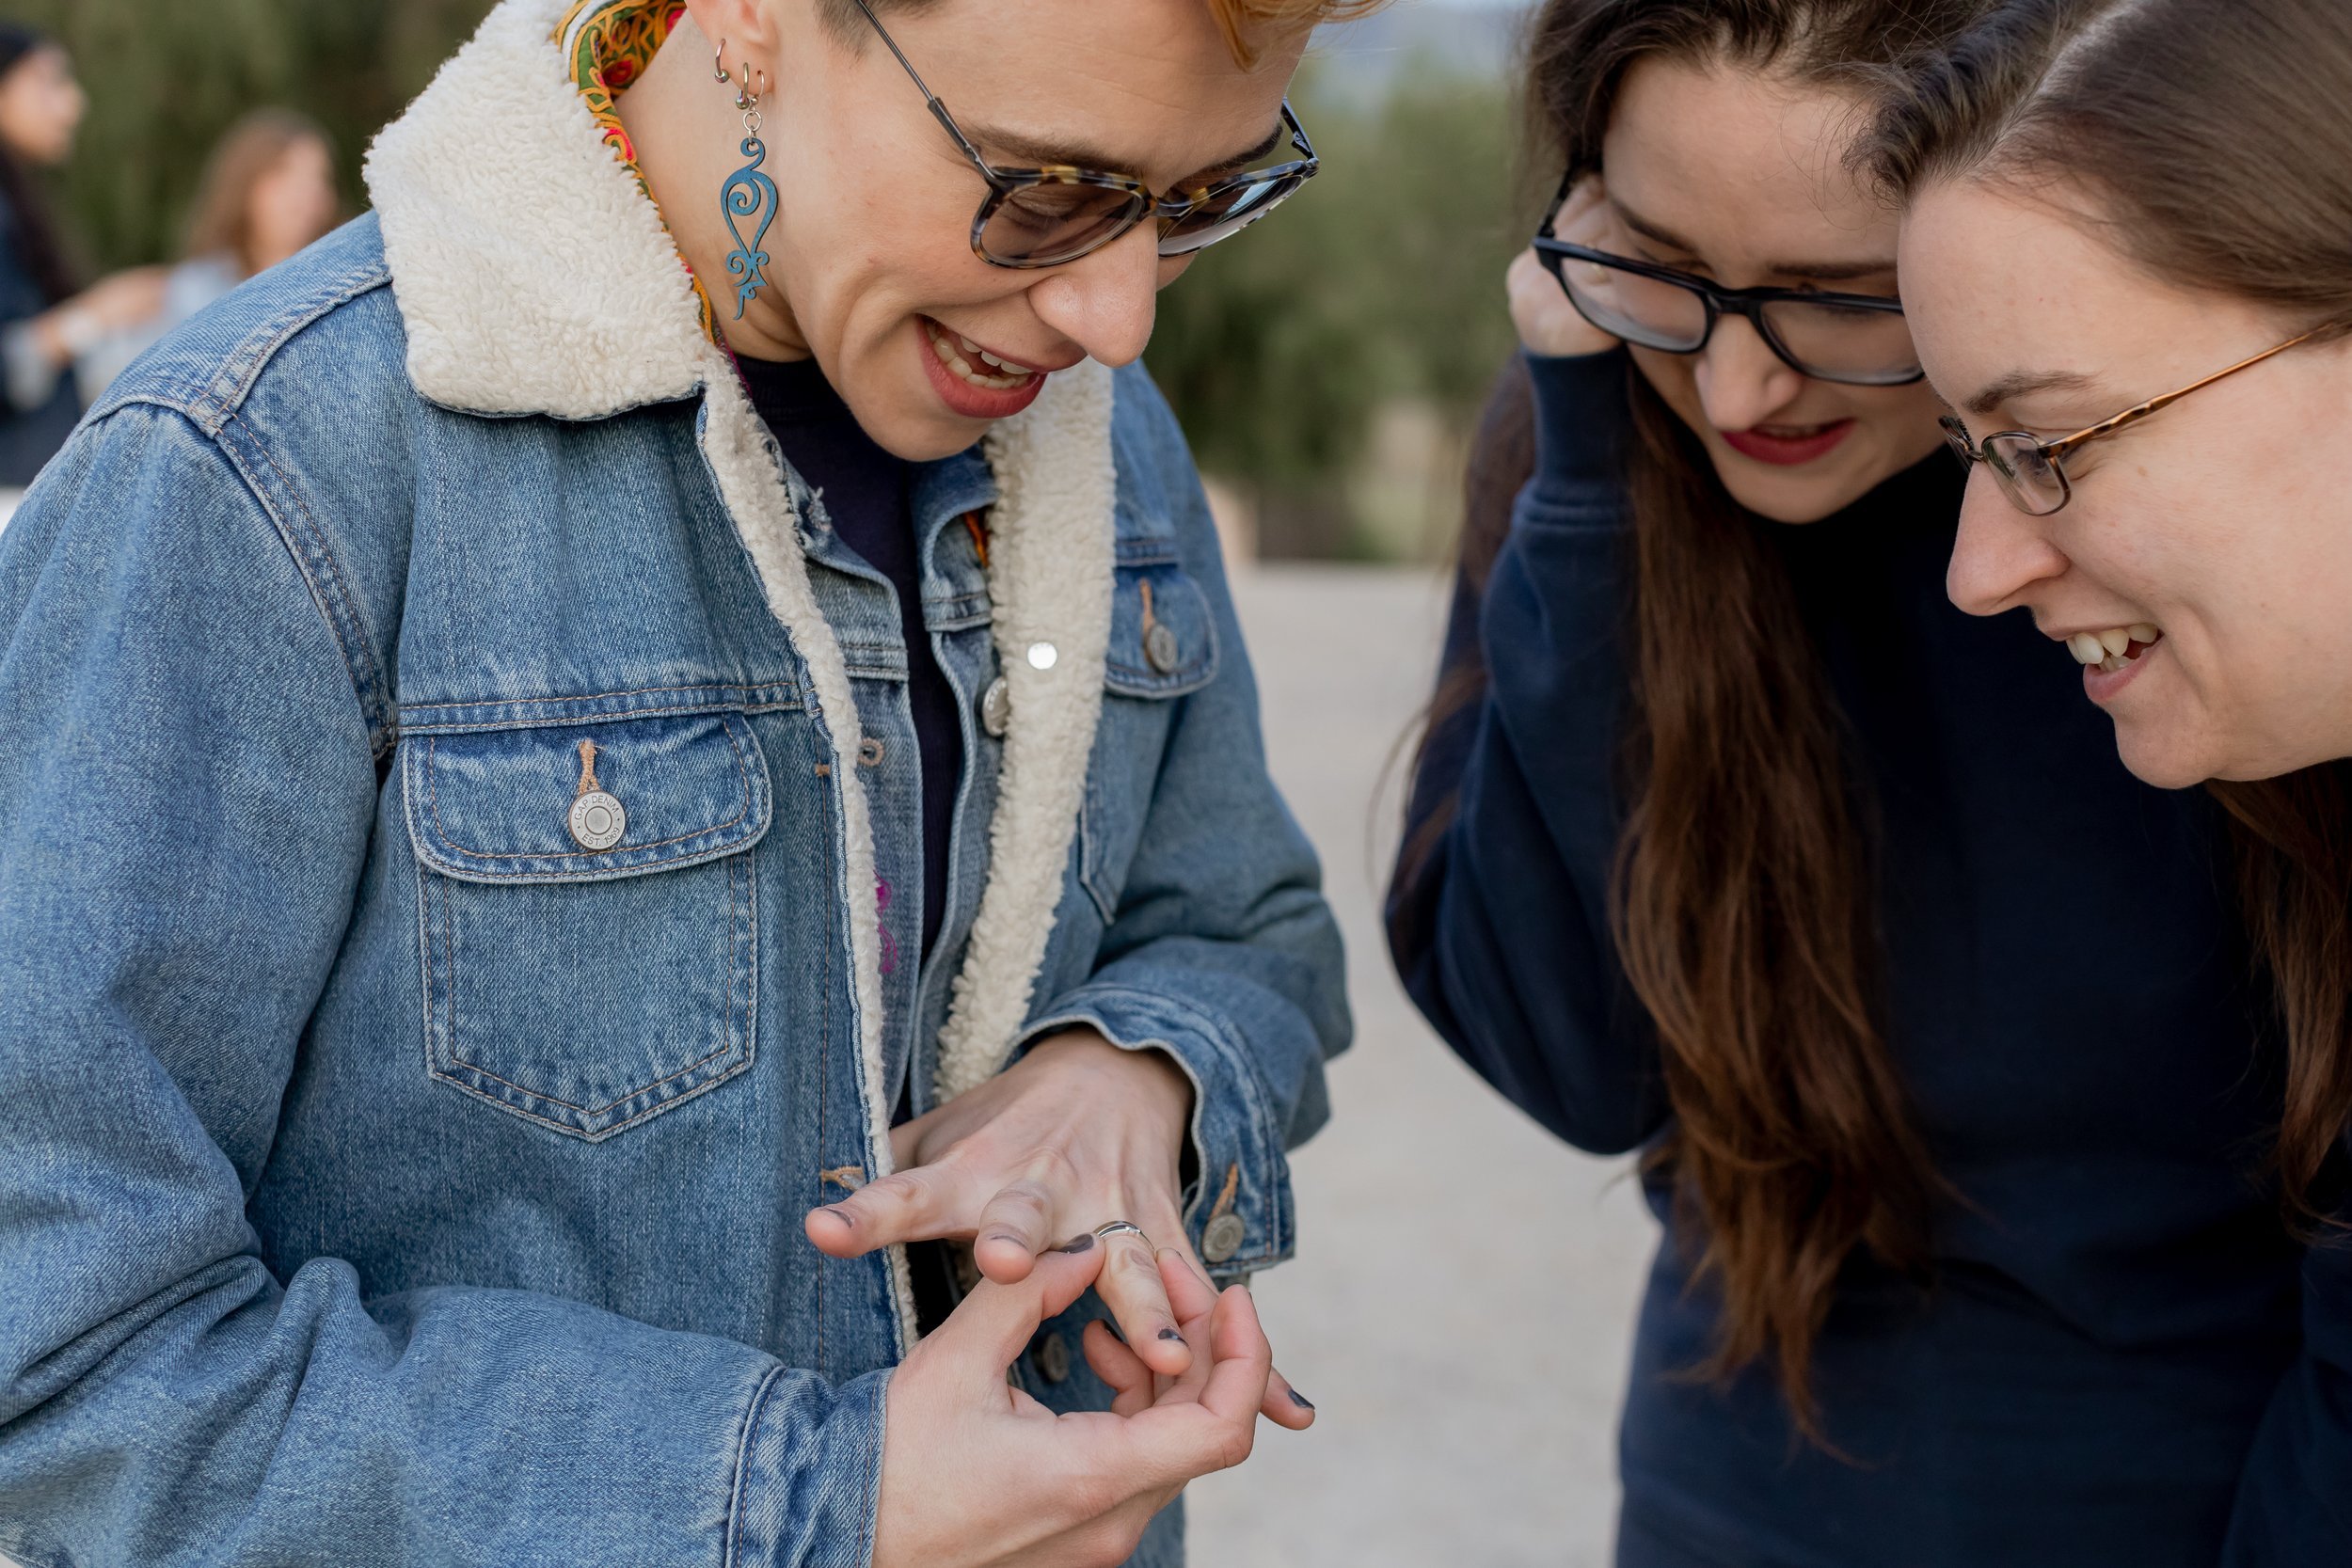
1420, 0, 1985, 1440
1863, 0, 2352, 1225
183, 109, 332, 280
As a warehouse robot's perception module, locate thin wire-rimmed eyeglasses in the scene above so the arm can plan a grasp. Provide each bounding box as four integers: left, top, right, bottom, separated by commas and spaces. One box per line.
1531, 173, 1923, 387
845, 0, 1319, 269
1941, 330, 2319, 516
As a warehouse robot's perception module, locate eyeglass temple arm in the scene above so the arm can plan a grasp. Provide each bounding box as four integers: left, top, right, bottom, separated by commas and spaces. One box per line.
844, 0, 996, 176
1282, 101, 1315, 162
2045, 330, 2319, 460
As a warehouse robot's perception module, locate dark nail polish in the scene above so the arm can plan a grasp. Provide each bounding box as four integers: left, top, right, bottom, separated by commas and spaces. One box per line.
1287, 1389, 1315, 1411
1050, 1233, 1096, 1254
1158, 1327, 1184, 1342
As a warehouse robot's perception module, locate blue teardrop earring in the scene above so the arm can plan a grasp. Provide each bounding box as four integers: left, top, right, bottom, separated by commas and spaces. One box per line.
714, 41, 777, 321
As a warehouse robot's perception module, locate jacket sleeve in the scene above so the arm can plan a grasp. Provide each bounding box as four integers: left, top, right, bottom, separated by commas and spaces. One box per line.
2219, 1156, 2352, 1563
1383, 350, 1670, 1156
0, 406, 885, 1568
1014, 372, 1348, 1281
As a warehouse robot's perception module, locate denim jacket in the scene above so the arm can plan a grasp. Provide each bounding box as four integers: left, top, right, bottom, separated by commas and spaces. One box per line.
0, 3, 1346, 1563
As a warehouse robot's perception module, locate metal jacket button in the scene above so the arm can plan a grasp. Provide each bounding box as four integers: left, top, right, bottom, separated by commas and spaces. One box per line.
1201, 1212, 1247, 1264
567, 738, 626, 851
568, 791, 626, 851
1033, 1330, 1072, 1384
981, 675, 1011, 738
1144, 622, 1181, 675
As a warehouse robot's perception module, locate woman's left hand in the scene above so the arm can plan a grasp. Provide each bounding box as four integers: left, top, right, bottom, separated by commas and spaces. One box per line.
805, 1029, 1313, 1429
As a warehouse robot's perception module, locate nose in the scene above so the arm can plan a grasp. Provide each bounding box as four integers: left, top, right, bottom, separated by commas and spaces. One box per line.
1692, 312, 1809, 432
1946, 478, 2070, 617
1025, 223, 1162, 369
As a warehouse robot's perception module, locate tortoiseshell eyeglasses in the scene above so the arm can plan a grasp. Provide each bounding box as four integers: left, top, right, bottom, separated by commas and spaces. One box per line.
1942, 330, 2319, 516
847, 0, 1317, 269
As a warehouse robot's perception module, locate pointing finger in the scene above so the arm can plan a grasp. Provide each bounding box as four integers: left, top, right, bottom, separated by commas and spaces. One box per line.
803, 1165, 965, 1258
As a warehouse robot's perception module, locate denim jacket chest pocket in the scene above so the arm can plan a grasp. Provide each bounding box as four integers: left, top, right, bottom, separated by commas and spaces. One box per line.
1079, 543, 1221, 923
400, 710, 771, 1141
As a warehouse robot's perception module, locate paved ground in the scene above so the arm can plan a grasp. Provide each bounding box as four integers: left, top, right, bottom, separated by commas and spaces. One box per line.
1184, 565, 1657, 1568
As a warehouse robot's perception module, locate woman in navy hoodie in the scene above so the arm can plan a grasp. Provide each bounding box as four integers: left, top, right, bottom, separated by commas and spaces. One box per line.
1388, 2, 2296, 1563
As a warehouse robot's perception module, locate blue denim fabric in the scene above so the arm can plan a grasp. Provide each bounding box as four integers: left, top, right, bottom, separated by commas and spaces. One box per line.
0, 216, 1346, 1567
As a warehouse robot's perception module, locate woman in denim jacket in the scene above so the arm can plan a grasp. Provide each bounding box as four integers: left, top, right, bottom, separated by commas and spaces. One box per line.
0, 1, 1350, 1564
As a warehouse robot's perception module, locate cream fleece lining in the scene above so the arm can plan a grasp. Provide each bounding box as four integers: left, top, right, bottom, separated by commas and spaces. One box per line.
366, 0, 1119, 1349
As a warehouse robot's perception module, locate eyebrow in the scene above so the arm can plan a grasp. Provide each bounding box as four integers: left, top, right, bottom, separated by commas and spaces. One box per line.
1613, 201, 1899, 286
1961, 368, 2100, 418
960, 116, 1286, 185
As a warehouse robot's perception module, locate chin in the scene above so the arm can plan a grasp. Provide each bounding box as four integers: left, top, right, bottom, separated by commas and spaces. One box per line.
1712, 460, 1877, 526
2114, 728, 2215, 791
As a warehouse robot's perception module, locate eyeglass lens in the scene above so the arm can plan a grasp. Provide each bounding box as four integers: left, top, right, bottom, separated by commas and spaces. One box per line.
981, 182, 1149, 267
980, 169, 1310, 267
1980, 433, 2070, 515
1944, 418, 2070, 515
1546, 202, 1919, 384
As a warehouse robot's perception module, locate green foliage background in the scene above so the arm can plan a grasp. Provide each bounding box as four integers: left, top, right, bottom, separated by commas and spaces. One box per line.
4, 0, 1525, 558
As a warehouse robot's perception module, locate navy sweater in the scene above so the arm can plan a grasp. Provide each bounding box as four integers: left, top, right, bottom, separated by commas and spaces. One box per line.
1389, 351, 2350, 1565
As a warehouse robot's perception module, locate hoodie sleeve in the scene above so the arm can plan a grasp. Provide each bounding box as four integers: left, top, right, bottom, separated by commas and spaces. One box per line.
1384, 349, 1670, 1155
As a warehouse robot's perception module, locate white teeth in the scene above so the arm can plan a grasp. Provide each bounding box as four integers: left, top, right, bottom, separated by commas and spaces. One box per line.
926, 321, 1039, 393
2066, 624, 2166, 668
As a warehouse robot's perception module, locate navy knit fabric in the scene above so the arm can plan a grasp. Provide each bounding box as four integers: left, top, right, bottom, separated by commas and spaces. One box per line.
1388, 350, 2336, 1565
738, 353, 958, 962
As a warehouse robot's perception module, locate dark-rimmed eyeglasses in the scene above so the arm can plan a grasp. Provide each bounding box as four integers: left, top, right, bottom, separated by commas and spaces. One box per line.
1531, 174, 1923, 388
846, 0, 1318, 269
1941, 330, 2318, 516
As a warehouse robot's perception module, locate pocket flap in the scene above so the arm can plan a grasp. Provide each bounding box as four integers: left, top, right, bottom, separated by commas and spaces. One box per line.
1105, 555, 1220, 699
404, 712, 771, 884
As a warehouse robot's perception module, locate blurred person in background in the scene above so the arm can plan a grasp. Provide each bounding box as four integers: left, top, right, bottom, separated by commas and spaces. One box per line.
75, 108, 343, 401
1389, 1, 2292, 1563
0, 22, 162, 486
0, 0, 1358, 1563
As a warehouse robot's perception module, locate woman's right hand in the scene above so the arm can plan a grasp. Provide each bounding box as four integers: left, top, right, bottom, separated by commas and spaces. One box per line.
1508, 178, 1622, 359
73, 265, 170, 332
871, 1241, 1275, 1568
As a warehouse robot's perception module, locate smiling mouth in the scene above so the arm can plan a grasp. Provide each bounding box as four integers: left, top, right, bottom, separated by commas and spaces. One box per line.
921, 318, 1040, 392
2062, 623, 2165, 674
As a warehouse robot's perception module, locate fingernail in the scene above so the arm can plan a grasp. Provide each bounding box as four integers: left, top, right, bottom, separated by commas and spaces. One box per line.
983, 1233, 1025, 1250
1050, 1233, 1096, 1254
1157, 1327, 1184, 1342
1287, 1389, 1315, 1411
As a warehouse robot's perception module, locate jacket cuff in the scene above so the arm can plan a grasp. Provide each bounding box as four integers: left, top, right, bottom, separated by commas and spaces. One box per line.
1019, 984, 1292, 1279
1524, 347, 1636, 522
730, 1365, 893, 1568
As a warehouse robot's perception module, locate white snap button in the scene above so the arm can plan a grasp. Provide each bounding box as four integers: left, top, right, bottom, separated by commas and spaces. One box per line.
567, 791, 627, 851
1025, 641, 1058, 671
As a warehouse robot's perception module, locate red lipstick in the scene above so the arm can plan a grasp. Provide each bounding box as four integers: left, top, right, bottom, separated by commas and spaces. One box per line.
1721, 420, 1856, 467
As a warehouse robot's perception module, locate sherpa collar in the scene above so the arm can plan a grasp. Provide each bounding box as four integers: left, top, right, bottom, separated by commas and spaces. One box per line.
366, 0, 1119, 1343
